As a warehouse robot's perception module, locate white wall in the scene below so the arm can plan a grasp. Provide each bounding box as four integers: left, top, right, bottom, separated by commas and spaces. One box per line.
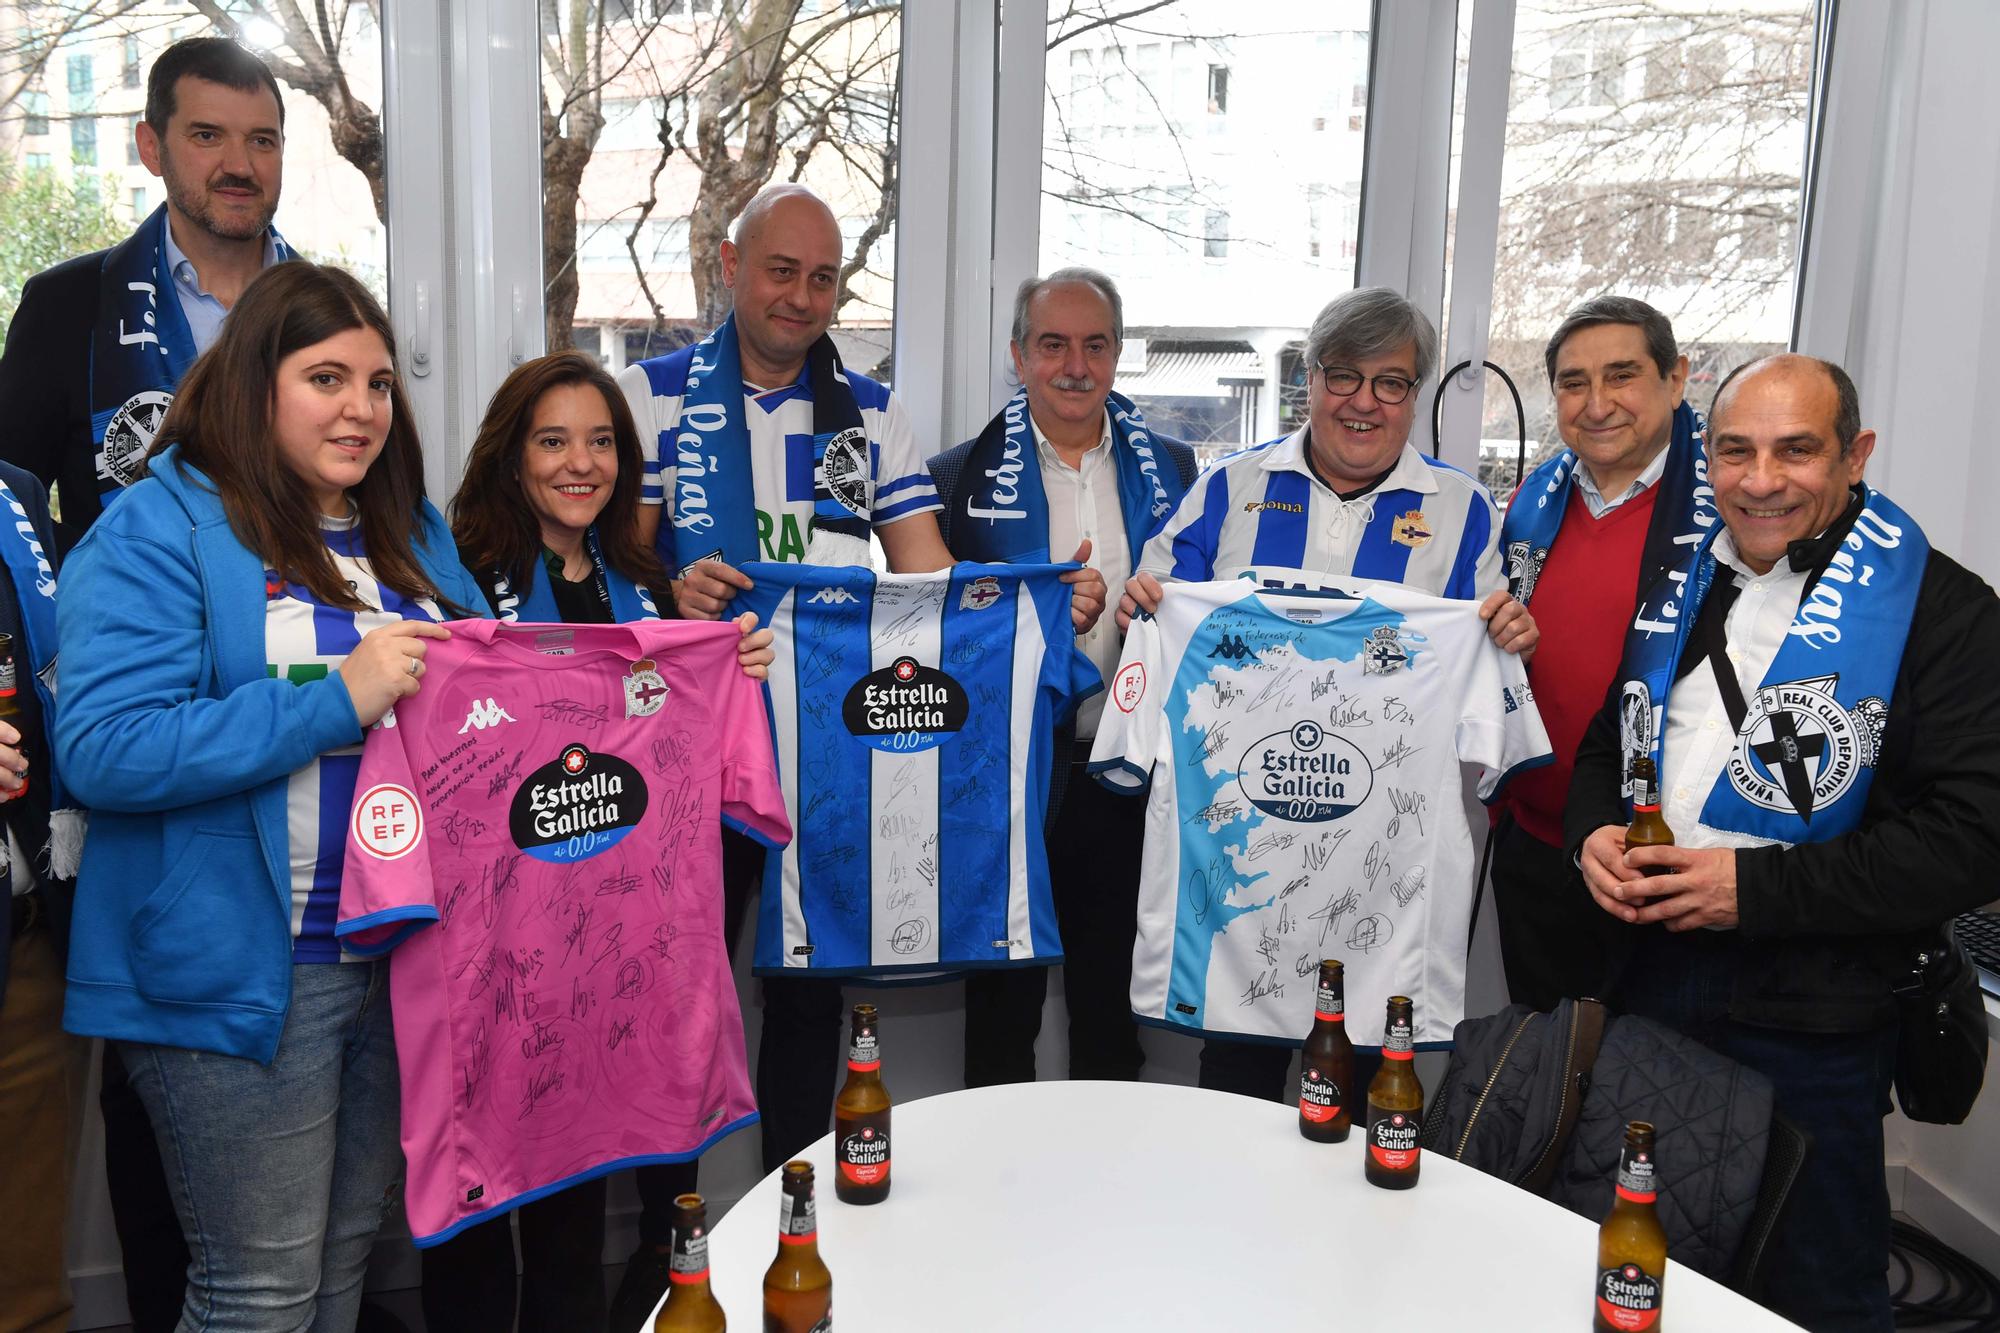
1798, 0, 2000, 586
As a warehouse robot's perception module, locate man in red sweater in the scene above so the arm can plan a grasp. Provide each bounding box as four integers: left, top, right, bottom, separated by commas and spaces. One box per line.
1490, 296, 1715, 1009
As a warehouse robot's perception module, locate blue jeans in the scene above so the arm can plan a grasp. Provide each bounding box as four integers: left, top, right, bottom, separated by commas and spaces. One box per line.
122, 962, 403, 1333
1617, 931, 1898, 1333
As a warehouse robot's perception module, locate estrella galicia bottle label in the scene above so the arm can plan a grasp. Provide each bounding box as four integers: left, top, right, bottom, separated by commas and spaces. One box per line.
1368, 1106, 1421, 1170
777, 1190, 817, 1245
1315, 979, 1343, 1020
1382, 1015, 1414, 1060
1596, 1263, 1662, 1330
847, 1029, 880, 1072
668, 1223, 708, 1284
1616, 1146, 1658, 1203
838, 1123, 890, 1186
1300, 1067, 1342, 1123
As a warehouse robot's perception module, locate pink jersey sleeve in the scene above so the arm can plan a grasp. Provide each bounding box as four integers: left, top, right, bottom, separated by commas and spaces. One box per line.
717, 646, 792, 849
336, 704, 441, 955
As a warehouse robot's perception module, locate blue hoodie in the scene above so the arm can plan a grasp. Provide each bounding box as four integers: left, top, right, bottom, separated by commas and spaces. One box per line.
54, 446, 486, 1062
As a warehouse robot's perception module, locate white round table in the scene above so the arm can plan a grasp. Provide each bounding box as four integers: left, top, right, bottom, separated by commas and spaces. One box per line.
651, 1081, 1801, 1331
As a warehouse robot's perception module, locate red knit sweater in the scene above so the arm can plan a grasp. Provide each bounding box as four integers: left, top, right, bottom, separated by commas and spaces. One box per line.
1499, 482, 1660, 846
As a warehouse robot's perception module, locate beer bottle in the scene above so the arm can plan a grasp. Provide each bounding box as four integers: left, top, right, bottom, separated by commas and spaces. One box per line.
762, 1162, 832, 1333
1593, 1121, 1667, 1331
0, 631, 23, 801
1298, 959, 1355, 1143
833, 1003, 890, 1204
1364, 994, 1423, 1189
655, 1192, 726, 1332
1625, 756, 1673, 877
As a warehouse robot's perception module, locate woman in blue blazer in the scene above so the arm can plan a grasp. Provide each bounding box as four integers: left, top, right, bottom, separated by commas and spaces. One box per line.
54, 262, 486, 1332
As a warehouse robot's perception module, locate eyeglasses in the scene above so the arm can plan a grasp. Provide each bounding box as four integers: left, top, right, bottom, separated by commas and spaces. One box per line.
1317, 364, 1417, 405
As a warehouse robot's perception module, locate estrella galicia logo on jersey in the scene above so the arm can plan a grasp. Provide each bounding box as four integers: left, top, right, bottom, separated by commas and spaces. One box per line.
841, 656, 968, 752
509, 743, 649, 862
1237, 719, 1374, 822
1725, 675, 1886, 821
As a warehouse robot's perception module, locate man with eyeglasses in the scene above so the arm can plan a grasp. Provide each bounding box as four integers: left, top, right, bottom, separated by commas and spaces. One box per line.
1115, 285, 1536, 1101
1488, 296, 1713, 1013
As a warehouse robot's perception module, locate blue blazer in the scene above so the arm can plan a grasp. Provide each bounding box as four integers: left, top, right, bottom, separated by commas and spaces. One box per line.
53, 446, 487, 1061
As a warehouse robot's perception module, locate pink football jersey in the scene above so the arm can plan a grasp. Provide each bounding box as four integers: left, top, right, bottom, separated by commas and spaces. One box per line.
338, 618, 790, 1245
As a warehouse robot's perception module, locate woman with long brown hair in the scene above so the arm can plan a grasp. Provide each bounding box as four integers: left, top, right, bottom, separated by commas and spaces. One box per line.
54, 261, 486, 1331
433, 350, 772, 1333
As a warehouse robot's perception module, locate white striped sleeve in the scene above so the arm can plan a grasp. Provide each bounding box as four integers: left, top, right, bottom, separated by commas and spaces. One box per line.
615, 362, 674, 507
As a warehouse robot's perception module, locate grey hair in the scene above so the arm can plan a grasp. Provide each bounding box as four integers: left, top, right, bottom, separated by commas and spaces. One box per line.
1010, 267, 1124, 349
1711, 353, 1864, 457
1303, 287, 1437, 385
1544, 295, 1679, 383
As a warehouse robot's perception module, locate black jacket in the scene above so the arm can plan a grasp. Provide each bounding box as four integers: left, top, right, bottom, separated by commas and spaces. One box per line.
929, 417, 1199, 811
0, 248, 118, 551
1566, 497, 2000, 1032
0, 461, 73, 1000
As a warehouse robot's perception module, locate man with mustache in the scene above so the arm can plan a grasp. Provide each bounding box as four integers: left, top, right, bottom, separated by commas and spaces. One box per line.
0, 37, 290, 1331
1, 36, 290, 550
930, 268, 1196, 1087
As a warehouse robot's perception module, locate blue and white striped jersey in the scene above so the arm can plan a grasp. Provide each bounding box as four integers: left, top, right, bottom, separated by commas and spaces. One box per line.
1139, 435, 1504, 599
736, 562, 1101, 976
265, 515, 443, 963
1090, 576, 1550, 1047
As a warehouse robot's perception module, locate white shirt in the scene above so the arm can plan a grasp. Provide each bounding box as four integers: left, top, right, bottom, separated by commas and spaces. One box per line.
1033, 410, 1127, 738
1658, 529, 1809, 851
162, 225, 281, 355
1573, 444, 1670, 519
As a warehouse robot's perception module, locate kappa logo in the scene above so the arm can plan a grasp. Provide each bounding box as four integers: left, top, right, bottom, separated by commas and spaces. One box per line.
457, 698, 516, 733
807, 586, 858, 605
1726, 675, 1888, 821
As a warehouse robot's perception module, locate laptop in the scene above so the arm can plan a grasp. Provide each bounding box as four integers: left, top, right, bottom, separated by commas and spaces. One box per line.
1957, 910, 2000, 998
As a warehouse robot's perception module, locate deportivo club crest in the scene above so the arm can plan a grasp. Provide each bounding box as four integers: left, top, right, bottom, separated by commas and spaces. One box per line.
1726, 675, 1888, 822
1391, 509, 1432, 548
624, 658, 670, 718
817, 427, 871, 519
1363, 625, 1407, 675
101, 389, 174, 487
1506, 539, 1547, 604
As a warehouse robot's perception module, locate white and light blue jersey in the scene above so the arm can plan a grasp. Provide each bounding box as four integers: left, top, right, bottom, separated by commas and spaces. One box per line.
1090, 576, 1550, 1047
1140, 435, 1503, 599
615, 363, 941, 563
736, 562, 1101, 976
265, 515, 442, 963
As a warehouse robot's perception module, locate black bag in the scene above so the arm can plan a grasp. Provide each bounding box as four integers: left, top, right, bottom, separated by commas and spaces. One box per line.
1425, 997, 1776, 1280
1891, 926, 1989, 1125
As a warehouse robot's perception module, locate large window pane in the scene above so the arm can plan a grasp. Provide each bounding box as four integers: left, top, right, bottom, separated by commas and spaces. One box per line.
542, 1, 901, 381
1469, 0, 1817, 497
0, 1, 388, 330
1040, 3, 1374, 458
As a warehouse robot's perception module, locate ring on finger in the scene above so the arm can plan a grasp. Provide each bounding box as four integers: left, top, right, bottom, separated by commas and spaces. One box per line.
407, 655, 422, 677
